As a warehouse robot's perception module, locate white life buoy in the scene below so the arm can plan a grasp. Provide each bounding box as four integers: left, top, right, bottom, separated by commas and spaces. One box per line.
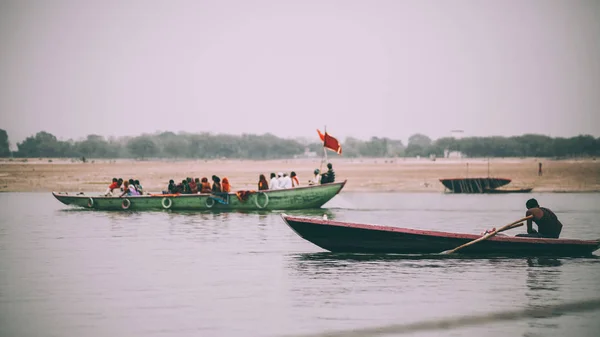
121, 198, 131, 210
254, 192, 269, 209
205, 197, 215, 208
87, 197, 94, 208
162, 197, 172, 209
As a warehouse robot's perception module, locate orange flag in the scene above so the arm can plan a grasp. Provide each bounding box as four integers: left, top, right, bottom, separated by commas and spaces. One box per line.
317, 129, 325, 142
316, 129, 342, 155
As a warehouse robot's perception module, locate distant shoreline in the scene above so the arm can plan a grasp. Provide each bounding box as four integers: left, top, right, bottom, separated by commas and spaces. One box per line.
1, 157, 598, 193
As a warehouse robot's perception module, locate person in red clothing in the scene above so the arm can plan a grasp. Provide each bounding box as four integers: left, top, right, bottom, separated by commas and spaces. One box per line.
221, 177, 231, 193
105, 178, 119, 196
190, 178, 199, 194
290, 171, 300, 187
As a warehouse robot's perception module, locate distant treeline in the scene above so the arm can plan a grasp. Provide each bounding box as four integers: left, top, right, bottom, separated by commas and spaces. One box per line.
0, 129, 598, 159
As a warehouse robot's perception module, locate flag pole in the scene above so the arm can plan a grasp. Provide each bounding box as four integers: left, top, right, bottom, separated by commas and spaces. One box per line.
323, 125, 329, 164
320, 125, 328, 175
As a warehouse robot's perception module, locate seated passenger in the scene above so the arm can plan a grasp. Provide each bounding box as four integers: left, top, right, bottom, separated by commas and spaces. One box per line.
222, 177, 231, 193
183, 180, 192, 194
290, 171, 300, 187
269, 172, 279, 190
276, 172, 285, 189
190, 178, 199, 194
175, 180, 185, 194
309, 169, 321, 185
134, 180, 143, 195
211, 175, 222, 193
200, 177, 212, 193
281, 173, 292, 189
258, 174, 269, 191
167, 179, 177, 194
119, 181, 137, 197
105, 178, 119, 196
326, 163, 336, 183
321, 163, 335, 184
124, 179, 140, 196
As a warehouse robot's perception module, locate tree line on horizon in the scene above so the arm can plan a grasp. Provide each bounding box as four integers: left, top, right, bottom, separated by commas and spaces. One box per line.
0, 129, 598, 160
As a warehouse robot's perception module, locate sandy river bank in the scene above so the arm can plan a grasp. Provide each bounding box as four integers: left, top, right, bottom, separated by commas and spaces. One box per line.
0, 157, 599, 193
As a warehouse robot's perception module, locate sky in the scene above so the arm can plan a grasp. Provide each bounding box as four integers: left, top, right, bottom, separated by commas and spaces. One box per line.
1, 0, 599, 146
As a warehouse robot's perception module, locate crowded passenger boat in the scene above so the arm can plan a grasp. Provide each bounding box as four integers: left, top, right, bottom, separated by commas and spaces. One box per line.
103, 163, 337, 196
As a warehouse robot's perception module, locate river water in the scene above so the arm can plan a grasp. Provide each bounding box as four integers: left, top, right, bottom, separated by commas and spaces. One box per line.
1, 192, 599, 337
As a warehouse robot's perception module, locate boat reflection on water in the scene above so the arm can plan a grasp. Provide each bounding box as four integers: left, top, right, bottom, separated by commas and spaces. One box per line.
290, 253, 597, 267
524, 257, 563, 332
527, 257, 563, 268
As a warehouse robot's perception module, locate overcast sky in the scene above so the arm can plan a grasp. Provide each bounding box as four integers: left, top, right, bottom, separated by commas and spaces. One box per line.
1, 0, 599, 145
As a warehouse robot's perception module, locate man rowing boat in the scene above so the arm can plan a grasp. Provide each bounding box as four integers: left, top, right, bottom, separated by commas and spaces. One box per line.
516, 198, 563, 239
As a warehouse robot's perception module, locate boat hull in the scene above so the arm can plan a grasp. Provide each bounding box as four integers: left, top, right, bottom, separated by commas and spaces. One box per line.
53, 181, 346, 211
483, 187, 533, 194
440, 178, 511, 193
281, 215, 600, 256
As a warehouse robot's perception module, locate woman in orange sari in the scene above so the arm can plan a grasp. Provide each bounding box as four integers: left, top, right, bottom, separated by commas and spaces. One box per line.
290, 171, 300, 187
222, 177, 231, 193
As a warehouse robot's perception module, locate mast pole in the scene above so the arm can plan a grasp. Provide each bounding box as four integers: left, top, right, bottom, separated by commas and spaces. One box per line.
319, 125, 328, 174
323, 125, 329, 165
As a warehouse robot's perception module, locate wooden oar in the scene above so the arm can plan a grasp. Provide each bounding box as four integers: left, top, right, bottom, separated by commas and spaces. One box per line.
501, 222, 525, 233
441, 215, 533, 255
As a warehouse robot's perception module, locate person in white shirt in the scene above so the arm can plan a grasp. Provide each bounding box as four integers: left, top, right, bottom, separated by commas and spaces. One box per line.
281, 172, 293, 189
308, 169, 321, 185
276, 172, 285, 189
269, 172, 280, 190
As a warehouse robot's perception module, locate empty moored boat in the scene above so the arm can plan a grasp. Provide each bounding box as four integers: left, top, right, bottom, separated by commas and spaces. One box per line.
439, 177, 512, 193
483, 187, 533, 194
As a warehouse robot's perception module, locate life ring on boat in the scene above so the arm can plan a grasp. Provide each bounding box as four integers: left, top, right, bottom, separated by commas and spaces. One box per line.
121, 198, 131, 210
87, 197, 94, 208
205, 197, 215, 208
162, 197, 172, 209
254, 192, 269, 209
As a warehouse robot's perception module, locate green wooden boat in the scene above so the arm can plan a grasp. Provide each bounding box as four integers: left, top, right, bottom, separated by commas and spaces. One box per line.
52, 180, 346, 211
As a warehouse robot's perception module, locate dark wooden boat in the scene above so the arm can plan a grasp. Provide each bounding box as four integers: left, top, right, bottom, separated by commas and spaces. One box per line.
281, 215, 600, 256
483, 187, 533, 194
440, 177, 511, 193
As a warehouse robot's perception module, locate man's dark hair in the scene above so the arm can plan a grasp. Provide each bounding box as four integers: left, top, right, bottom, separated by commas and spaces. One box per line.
270, 173, 276, 178
526, 198, 539, 209
327, 163, 333, 169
